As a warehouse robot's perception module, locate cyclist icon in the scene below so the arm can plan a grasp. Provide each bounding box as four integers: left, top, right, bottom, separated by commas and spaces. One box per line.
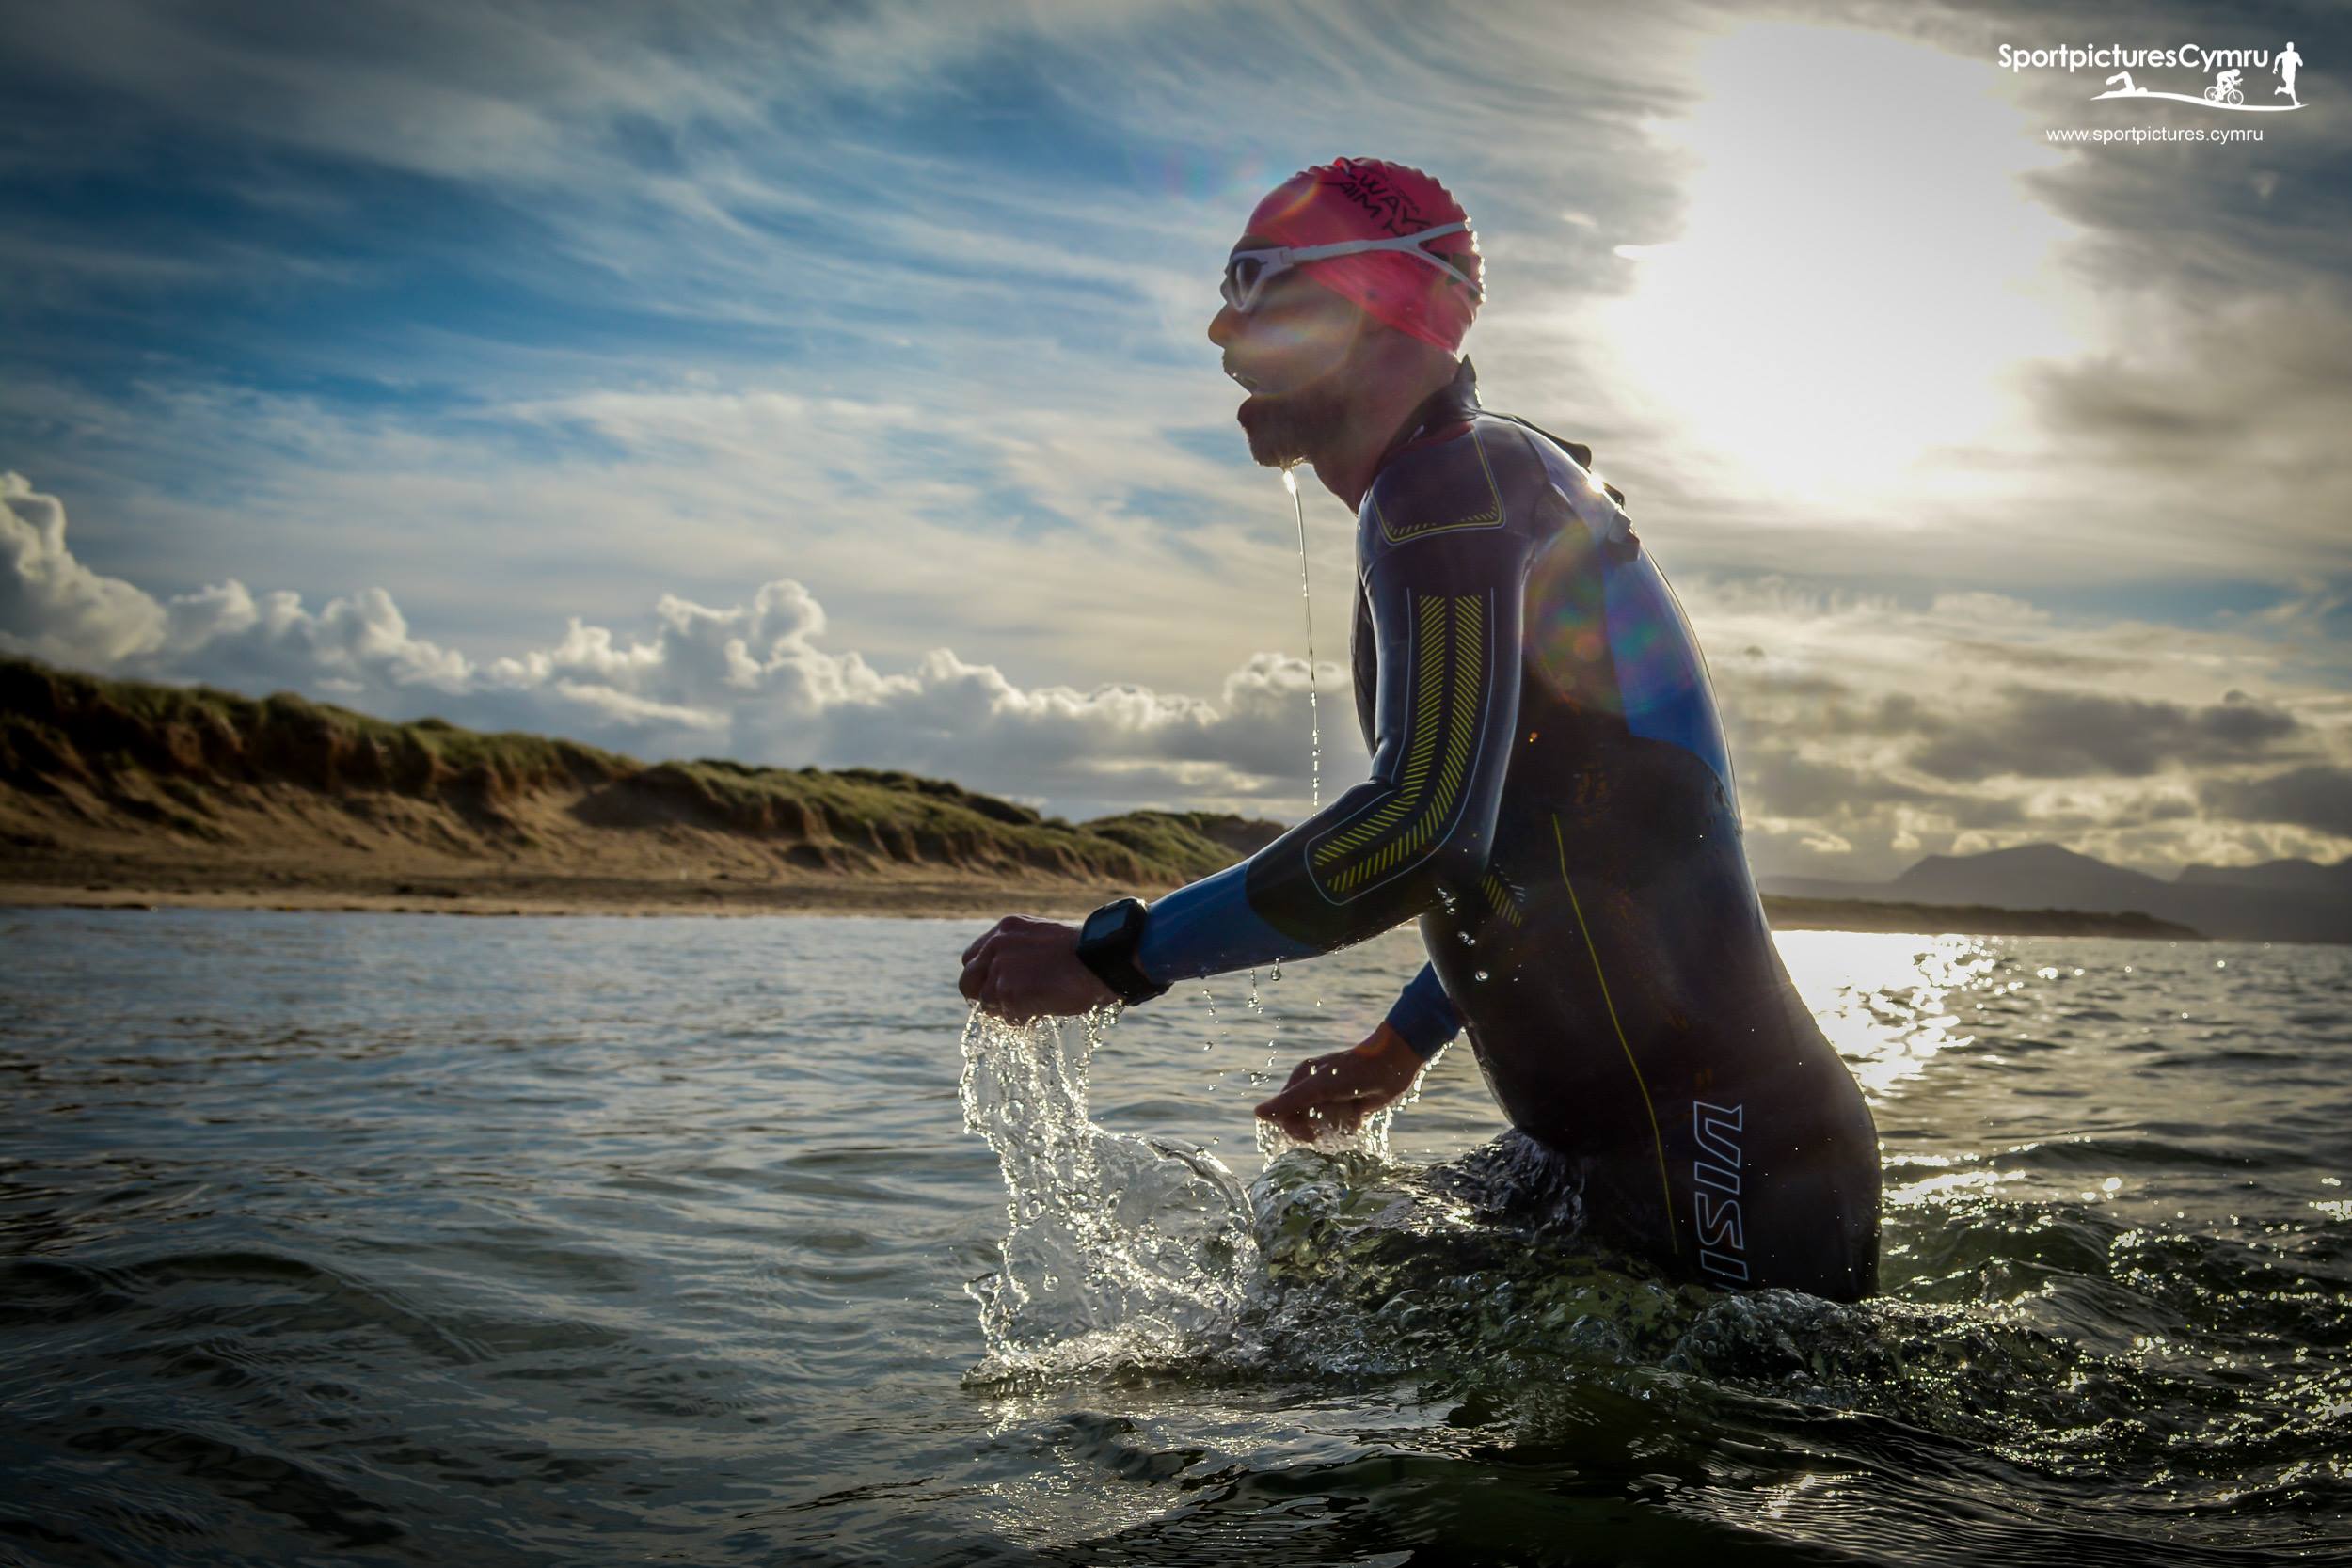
2203, 68, 2246, 105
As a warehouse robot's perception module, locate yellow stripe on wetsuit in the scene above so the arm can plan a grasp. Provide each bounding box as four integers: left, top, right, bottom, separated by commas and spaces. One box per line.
1551, 813, 1678, 1253
1480, 871, 1523, 926
1309, 591, 1486, 897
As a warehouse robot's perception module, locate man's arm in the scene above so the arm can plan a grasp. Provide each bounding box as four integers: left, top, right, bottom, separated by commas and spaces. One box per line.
1383, 960, 1461, 1060
1133, 858, 1317, 984
1136, 475, 1534, 987
1252, 962, 1457, 1140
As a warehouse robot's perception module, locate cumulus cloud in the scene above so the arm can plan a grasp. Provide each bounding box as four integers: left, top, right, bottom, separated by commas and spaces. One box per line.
0, 470, 1349, 820
0, 471, 169, 663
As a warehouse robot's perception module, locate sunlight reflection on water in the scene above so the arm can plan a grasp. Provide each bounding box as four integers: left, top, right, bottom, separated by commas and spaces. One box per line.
1777, 930, 1994, 1097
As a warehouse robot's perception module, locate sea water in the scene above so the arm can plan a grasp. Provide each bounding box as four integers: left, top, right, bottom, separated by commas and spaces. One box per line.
2, 908, 2349, 1565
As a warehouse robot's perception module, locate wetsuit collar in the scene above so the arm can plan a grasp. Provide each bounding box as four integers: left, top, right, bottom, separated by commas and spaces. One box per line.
1370, 355, 1482, 480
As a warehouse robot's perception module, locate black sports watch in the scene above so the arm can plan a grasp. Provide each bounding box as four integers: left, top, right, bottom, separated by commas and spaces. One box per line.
1074, 896, 1169, 1006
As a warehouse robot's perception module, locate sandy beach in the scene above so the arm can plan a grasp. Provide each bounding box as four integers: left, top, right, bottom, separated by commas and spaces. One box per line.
0, 854, 1126, 921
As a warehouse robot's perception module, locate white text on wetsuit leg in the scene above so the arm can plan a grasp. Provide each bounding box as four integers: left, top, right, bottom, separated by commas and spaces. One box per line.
1692, 1100, 1749, 1282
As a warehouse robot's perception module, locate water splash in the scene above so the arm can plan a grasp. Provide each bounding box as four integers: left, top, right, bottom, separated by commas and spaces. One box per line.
959, 1005, 1257, 1384
957, 1019, 2248, 1484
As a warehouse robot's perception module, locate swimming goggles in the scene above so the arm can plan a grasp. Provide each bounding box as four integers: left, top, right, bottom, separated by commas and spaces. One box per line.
1219, 221, 1482, 313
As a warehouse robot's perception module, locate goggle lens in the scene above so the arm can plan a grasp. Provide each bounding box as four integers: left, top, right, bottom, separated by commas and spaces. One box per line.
1221, 254, 1273, 311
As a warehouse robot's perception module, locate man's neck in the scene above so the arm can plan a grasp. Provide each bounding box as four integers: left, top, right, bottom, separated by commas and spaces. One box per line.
1307, 356, 1477, 510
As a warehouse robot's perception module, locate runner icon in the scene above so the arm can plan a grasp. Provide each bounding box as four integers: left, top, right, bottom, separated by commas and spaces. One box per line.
2276, 41, 2303, 107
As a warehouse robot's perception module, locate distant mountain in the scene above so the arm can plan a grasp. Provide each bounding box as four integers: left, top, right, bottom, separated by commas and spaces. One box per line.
1762, 842, 2352, 946
1890, 843, 2175, 911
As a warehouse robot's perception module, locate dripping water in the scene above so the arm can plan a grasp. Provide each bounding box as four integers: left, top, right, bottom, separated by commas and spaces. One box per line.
1269, 463, 1324, 1076
1283, 463, 1320, 813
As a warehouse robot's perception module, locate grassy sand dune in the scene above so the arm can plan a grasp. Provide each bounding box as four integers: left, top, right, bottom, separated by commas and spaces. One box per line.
0, 656, 2201, 937
0, 656, 1277, 916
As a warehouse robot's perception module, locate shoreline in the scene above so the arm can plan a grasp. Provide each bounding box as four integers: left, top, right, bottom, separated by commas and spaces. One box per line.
0, 872, 1120, 922
1, 874, 2208, 940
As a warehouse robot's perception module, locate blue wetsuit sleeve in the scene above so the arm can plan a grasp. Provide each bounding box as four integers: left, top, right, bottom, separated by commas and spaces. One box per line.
1384, 961, 1461, 1060
1135, 859, 1319, 985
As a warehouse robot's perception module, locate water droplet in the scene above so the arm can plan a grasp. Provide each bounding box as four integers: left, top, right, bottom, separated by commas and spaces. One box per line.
1475, 970, 1489, 982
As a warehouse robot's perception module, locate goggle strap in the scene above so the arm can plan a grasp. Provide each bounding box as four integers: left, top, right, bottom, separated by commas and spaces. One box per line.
1277, 221, 1468, 263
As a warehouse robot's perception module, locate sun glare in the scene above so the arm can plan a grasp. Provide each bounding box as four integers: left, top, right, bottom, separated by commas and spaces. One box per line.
1775, 929, 1992, 1098
1590, 24, 2085, 508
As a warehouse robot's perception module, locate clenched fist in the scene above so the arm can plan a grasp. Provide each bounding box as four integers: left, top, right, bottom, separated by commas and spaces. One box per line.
958, 914, 1118, 1024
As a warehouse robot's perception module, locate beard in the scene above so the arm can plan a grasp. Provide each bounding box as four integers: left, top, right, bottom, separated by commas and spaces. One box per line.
1234, 361, 1358, 469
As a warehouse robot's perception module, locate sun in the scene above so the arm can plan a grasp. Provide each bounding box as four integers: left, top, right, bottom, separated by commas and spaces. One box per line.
1588, 23, 2087, 510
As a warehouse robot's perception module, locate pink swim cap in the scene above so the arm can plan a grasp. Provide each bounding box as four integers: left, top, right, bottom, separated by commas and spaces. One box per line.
1242, 157, 1483, 355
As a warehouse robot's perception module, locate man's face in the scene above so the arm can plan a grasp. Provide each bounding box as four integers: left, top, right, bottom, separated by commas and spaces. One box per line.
1207, 241, 1370, 469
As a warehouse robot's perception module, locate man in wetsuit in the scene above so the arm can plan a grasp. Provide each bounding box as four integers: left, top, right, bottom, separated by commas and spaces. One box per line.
957, 157, 1880, 1301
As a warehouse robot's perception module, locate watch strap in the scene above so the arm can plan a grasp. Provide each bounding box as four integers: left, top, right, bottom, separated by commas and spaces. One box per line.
1075, 897, 1169, 1006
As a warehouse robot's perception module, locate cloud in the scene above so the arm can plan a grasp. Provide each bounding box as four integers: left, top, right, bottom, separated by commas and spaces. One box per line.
1677, 572, 2352, 876
2201, 765, 2352, 837
0, 470, 1350, 820
1906, 684, 2308, 781
10, 0, 2348, 649
0, 471, 168, 662
4, 0, 2350, 881
2017, 279, 2352, 569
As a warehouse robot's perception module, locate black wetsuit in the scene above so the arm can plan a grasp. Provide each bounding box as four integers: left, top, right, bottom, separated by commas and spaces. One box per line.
1136, 357, 1880, 1301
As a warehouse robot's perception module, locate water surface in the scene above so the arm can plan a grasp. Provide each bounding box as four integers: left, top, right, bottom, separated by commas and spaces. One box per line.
1, 909, 2346, 1564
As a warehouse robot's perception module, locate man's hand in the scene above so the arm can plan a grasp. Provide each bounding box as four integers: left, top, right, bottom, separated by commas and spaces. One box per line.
958, 915, 1119, 1024
1254, 1022, 1428, 1143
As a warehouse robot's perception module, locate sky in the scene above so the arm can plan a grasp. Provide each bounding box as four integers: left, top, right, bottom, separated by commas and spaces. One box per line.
2, 0, 2346, 881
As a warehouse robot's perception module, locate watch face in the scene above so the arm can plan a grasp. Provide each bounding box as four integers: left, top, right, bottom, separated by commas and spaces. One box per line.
1081, 902, 1128, 946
